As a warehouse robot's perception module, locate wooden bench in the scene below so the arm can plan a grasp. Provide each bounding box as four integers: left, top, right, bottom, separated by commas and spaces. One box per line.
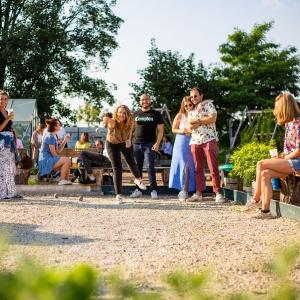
280, 174, 300, 206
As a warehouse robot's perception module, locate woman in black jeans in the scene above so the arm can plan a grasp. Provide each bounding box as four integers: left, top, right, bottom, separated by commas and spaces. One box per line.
103, 105, 146, 204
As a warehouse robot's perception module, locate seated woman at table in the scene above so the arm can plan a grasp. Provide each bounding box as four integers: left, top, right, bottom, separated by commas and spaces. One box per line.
38, 118, 72, 185
75, 132, 92, 150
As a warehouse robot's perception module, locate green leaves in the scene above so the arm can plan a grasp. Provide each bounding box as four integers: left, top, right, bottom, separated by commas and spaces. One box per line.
230, 141, 272, 185
0, 0, 123, 120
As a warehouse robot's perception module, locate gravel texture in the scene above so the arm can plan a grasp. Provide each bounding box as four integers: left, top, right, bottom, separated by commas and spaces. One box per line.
1, 194, 300, 296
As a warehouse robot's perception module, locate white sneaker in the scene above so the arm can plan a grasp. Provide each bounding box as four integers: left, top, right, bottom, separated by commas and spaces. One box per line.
251, 210, 274, 219
134, 178, 147, 190
151, 190, 158, 199
58, 180, 72, 185
178, 191, 188, 201
186, 193, 203, 202
115, 195, 123, 205
215, 192, 226, 203
242, 197, 261, 212
130, 189, 143, 198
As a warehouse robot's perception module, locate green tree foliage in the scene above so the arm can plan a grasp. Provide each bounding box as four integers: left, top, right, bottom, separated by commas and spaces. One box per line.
0, 0, 123, 120
130, 39, 210, 118
76, 99, 101, 126
214, 22, 300, 112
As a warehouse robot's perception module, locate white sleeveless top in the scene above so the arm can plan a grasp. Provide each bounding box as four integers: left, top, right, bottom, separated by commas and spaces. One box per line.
179, 113, 188, 131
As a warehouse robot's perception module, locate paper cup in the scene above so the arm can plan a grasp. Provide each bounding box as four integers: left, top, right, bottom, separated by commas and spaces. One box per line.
269, 148, 278, 158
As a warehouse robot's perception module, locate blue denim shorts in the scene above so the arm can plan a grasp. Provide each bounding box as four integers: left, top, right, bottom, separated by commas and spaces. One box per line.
288, 158, 300, 173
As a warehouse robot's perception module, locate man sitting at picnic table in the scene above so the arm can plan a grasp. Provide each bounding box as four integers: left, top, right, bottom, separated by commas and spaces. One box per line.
78, 139, 111, 183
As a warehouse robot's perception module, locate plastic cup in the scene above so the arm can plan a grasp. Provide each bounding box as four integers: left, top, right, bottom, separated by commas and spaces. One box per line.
71, 157, 78, 168
7, 108, 13, 114
269, 148, 278, 158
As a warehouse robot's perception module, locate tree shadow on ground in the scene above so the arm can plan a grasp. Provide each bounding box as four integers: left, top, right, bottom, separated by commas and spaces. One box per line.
0, 222, 94, 246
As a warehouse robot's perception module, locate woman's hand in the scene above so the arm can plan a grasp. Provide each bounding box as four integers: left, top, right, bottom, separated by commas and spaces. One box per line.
63, 133, 71, 143
7, 112, 14, 120
125, 139, 132, 148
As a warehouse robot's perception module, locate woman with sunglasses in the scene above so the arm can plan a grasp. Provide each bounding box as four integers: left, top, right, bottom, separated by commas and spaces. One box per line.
243, 93, 300, 219
169, 96, 197, 200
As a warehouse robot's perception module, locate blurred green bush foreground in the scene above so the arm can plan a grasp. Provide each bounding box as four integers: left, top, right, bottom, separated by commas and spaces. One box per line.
0, 237, 299, 300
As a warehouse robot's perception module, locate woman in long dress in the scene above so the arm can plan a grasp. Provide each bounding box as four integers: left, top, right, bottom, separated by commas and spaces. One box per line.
169, 96, 197, 200
0, 90, 19, 199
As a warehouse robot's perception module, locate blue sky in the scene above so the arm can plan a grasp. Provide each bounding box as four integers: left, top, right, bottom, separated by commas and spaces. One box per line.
78, 0, 300, 110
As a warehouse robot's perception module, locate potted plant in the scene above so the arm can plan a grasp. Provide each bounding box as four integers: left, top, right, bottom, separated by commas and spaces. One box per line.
229, 141, 272, 192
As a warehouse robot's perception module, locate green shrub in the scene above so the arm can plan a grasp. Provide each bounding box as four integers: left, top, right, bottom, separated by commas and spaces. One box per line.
229, 141, 272, 185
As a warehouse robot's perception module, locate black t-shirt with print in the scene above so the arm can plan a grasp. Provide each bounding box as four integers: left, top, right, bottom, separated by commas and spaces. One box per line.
133, 108, 163, 144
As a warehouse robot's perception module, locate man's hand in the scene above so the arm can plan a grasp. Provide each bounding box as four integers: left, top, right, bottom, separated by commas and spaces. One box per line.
152, 142, 160, 152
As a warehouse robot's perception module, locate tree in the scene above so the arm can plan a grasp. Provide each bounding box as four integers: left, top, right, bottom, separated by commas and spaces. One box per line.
130, 39, 210, 118
0, 0, 123, 120
214, 22, 300, 112
211, 22, 300, 147
76, 99, 101, 126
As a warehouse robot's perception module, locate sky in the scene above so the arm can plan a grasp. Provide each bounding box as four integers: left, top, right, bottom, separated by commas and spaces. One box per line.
70, 0, 300, 111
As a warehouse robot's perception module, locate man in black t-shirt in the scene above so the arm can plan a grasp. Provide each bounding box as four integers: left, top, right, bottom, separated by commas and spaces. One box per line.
130, 93, 164, 199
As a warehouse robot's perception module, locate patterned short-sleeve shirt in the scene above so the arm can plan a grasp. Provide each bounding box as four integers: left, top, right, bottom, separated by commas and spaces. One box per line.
284, 119, 300, 155
188, 100, 218, 145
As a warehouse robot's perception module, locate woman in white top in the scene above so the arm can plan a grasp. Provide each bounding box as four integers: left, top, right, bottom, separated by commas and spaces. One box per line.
169, 96, 197, 200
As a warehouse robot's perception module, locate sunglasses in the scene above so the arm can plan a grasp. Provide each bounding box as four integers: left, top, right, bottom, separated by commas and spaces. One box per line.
184, 104, 193, 108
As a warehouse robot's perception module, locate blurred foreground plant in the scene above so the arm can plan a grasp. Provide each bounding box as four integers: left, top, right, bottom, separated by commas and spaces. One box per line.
0, 235, 299, 299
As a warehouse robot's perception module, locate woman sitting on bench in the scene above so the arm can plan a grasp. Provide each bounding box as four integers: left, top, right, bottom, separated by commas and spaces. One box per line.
38, 118, 72, 185
244, 93, 300, 219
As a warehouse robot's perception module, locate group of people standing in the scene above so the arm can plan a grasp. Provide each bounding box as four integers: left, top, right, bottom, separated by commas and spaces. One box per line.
1, 87, 300, 218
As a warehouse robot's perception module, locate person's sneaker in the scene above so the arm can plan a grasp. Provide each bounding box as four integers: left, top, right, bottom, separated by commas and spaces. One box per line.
58, 180, 72, 185
130, 189, 143, 198
242, 197, 261, 212
178, 191, 188, 201
215, 192, 226, 203
151, 190, 158, 199
115, 195, 123, 205
251, 210, 274, 219
186, 193, 203, 202
134, 178, 147, 190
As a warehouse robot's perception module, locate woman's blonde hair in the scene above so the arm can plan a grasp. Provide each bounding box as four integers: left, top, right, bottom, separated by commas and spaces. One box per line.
273, 93, 300, 125
113, 105, 134, 130
79, 132, 89, 144
179, 96, 194, 115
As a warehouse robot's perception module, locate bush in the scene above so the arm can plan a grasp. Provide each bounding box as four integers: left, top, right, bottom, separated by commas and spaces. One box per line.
230, 141, 272, 185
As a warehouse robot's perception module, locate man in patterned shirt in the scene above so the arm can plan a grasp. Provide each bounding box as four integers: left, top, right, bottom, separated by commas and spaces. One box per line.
186, 87, 225, 203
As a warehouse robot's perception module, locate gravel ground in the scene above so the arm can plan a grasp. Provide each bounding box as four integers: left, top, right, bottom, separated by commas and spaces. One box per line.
1, 194, 300, 296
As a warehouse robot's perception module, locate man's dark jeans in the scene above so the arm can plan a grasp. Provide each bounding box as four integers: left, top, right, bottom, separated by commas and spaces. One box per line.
133, 143, 157, 192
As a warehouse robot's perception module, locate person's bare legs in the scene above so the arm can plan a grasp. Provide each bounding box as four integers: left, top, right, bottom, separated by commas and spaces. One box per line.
253, 158, 292, 202
54, 157, 71, 180
260, 168, 291, 210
